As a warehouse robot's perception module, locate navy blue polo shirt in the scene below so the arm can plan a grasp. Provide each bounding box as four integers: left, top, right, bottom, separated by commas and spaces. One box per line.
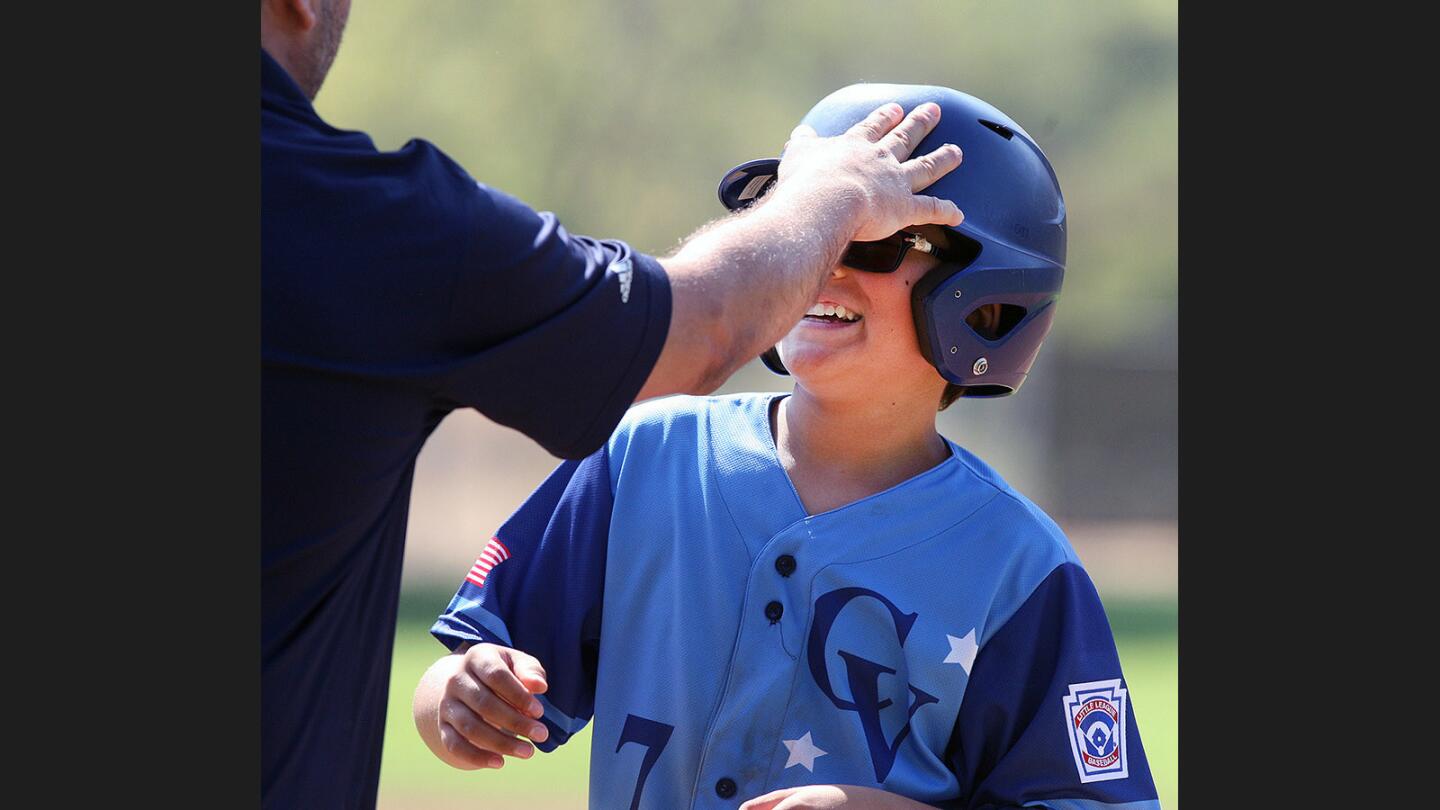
261, 49, 671, 808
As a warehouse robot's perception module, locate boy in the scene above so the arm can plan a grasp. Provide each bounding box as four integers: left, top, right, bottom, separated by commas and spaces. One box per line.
413, 84, 1162, 810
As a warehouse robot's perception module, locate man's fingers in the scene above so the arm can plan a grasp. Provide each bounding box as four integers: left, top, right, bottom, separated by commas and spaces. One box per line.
782, 124, 818, 158
906, 194, 965, 228
442, 699, 538, 760
468, 647, 545, 718
847, 103, 904, 142
878, 102, 941, 160
904, 143, 964, 192
437, 719, 506, 770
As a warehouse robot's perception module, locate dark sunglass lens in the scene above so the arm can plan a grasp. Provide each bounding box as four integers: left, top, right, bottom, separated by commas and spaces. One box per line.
841, 238, 905, 273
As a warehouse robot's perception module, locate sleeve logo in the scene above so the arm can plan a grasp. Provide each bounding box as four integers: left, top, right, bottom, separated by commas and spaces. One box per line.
610, 257, 633, 304
1061, 679, 1129, 783
465, 537, 512, 589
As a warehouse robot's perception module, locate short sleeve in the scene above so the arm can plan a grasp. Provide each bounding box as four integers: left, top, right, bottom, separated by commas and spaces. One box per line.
942, 563, 1162, 810
434, 184, 672, 460
263, 123, 671, 461
430, 446, 614, 750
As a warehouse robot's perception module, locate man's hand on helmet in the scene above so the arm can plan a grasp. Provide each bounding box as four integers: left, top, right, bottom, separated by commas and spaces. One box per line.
775, 102, 965, 243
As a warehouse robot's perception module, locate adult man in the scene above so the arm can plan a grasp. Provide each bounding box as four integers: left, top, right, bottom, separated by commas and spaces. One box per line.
261, 0, 963, 807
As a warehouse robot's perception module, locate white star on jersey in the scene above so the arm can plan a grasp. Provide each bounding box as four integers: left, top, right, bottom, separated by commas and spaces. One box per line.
944, 629, 979, 674
782, 731, 828, 772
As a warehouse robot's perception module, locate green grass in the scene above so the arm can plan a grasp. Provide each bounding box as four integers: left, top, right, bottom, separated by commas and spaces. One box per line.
378, 595, 1176, 809
1110, 600, 1178, 809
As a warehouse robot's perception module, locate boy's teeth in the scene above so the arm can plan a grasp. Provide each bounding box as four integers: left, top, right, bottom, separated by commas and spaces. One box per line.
804, 303, 862, 321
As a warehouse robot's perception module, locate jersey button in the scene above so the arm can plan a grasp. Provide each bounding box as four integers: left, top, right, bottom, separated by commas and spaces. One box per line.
765, 601, 784, 623
715, 777, 737, 798
775, 554, 796, 577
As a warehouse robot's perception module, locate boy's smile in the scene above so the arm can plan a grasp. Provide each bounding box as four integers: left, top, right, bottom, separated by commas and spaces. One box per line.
799, 299, 864, 326
778, 224, 952, 404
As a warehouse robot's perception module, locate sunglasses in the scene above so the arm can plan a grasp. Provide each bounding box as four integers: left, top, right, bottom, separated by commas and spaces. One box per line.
840, 230, 965, 273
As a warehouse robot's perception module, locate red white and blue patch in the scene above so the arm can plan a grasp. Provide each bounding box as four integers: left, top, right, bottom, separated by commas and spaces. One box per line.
465, 537, 511, 589
1062, 679, 1129, 783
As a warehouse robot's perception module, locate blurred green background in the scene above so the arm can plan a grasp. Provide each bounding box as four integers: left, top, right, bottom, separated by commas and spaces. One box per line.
311, 1, 1177, 807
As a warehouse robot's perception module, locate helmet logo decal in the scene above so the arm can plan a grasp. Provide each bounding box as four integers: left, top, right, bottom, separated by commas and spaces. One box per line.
738, 173, 774, 202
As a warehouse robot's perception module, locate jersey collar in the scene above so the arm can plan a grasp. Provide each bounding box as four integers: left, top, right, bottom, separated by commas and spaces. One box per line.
709, 393, 998, 563
261, 47, 322, 123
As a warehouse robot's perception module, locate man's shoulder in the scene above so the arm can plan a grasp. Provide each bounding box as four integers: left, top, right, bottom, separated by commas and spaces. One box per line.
261, 57, 378, 159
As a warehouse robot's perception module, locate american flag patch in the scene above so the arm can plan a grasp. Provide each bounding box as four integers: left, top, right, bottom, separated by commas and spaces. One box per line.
465, 537, 512, 588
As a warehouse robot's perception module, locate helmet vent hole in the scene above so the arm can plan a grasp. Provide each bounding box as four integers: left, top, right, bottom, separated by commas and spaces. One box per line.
967, 304, 1027, 340
978, 119, 1014, 140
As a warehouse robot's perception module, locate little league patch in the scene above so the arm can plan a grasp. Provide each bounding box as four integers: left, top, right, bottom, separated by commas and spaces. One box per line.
1062, 679, 1129, 783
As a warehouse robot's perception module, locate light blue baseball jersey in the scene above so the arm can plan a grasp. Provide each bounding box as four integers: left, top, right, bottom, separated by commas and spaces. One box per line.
432, 393, 1161, 809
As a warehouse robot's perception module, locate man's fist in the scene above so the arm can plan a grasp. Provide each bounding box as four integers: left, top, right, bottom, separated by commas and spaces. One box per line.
413, 642, 551, 770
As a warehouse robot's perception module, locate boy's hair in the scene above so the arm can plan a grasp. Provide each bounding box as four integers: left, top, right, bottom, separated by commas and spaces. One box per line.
940, 384, 964, 410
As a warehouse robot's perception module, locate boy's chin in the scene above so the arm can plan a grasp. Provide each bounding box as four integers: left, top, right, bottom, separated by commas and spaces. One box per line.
782, 353, 869, 394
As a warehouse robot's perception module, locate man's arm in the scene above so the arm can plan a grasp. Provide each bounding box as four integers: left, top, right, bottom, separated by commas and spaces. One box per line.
637, 102, 964, 399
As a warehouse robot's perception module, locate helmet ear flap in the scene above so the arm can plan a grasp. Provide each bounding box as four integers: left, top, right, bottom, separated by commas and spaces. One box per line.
760, 346, 789, 375
910, 259, 964, 372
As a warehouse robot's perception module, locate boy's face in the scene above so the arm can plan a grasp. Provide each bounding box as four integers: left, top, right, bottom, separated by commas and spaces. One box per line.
776, 224, 953, 405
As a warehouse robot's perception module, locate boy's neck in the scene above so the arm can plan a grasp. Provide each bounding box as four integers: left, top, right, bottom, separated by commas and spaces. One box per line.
772, 385, 951, 515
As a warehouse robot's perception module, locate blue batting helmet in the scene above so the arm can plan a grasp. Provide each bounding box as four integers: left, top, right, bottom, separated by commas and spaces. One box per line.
716, 83, 1066, 396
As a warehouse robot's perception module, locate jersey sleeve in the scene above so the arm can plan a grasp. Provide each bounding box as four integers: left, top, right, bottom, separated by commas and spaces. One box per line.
430, 445, 614, 750
433, 182, 672, 460
942, 563, 1162, 810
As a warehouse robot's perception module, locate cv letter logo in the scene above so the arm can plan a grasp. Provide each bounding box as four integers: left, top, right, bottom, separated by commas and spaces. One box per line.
807, 587, 938, 783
